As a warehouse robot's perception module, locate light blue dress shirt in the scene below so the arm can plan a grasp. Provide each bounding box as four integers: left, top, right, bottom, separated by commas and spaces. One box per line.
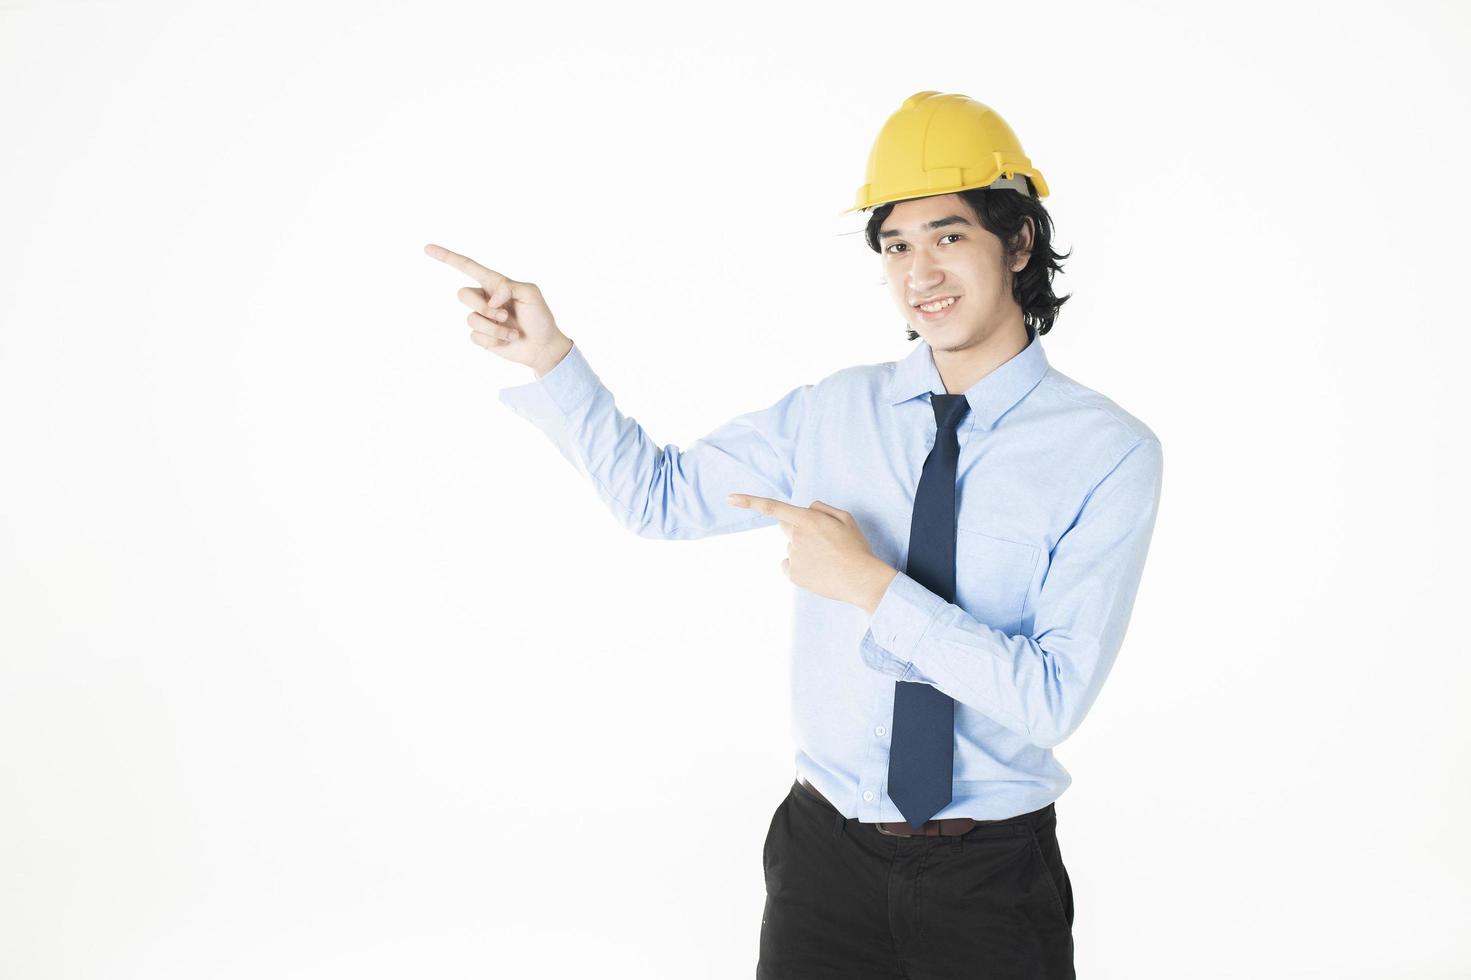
497, 323, 1163, 821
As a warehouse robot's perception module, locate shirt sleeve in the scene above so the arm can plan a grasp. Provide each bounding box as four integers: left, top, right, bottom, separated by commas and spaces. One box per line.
496, 340, 814, 540
857, 436, 1164, 749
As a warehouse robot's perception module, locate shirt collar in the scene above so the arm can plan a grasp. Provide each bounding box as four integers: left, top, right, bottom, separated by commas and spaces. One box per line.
883, 323, 1050, 431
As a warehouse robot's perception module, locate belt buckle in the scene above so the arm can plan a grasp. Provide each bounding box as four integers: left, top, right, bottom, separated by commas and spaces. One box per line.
875, 821, 918, 837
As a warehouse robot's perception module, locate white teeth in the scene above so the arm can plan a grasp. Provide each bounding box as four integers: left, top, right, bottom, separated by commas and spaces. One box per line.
919, 297, 957, 312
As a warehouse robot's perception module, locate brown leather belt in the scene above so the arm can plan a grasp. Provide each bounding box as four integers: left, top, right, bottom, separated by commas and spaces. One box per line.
797, 774, 984, 837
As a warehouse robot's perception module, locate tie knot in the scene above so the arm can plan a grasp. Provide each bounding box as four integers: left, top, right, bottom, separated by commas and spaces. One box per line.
931, 393, 970, 430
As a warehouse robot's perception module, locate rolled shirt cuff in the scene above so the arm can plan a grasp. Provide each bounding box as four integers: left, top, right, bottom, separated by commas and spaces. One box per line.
496, 342, 599, 421
858, 569, 944, 681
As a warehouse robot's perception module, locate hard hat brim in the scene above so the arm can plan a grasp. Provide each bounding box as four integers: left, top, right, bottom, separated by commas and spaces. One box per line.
840, 171, 1048, 217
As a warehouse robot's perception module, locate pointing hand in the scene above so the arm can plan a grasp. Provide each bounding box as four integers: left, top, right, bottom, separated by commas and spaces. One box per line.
726, 494, 895, 610
424, 243, 572, 374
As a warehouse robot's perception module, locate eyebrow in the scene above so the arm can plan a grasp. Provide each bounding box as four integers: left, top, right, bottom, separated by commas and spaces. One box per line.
878, 214, 975, 240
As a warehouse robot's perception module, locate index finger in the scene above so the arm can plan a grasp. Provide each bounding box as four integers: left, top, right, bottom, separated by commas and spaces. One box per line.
728, 493, 814, 526
423, 243, 509, 293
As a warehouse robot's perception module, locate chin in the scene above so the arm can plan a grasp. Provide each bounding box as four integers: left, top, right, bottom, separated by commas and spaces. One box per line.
928, 323, 983, 349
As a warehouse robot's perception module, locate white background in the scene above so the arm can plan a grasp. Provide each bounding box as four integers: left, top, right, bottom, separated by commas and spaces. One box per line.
2, 1, 1468, 976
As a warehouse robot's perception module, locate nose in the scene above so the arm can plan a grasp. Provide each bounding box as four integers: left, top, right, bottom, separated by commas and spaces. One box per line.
907, 249, 943, 294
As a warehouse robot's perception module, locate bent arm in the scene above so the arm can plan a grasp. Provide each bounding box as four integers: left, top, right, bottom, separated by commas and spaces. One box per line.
857, 437, 1164, 748
497, 341, 813, 540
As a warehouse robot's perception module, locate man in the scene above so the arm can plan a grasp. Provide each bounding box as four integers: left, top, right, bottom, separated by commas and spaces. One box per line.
425, 91, 1162, 979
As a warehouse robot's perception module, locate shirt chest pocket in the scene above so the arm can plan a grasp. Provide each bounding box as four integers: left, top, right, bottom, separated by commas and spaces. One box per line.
954, 526, 1040, 636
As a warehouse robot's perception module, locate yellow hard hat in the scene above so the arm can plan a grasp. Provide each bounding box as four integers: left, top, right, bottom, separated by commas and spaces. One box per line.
843, 91, 1049, 215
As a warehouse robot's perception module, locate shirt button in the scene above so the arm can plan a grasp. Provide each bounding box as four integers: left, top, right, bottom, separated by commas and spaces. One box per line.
863, 790, 874, 802
875, 725, 886, 736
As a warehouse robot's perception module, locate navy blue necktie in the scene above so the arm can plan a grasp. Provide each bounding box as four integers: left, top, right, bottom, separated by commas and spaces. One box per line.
887, 392, 969, 830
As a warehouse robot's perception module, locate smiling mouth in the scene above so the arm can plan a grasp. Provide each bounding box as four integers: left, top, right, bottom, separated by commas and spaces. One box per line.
915, 295, 961, 321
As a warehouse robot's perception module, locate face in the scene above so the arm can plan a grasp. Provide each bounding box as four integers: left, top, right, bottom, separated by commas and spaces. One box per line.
877, 193, 1032, 352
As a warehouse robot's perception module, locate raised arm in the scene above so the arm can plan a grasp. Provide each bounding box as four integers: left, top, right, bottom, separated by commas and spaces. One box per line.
424, 242, 813, 541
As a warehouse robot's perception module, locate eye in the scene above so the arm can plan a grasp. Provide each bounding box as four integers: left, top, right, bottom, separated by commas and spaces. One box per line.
884, 233, 963, 255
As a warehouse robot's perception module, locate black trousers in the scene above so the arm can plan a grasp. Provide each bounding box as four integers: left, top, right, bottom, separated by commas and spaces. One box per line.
758, 778, 1075, 979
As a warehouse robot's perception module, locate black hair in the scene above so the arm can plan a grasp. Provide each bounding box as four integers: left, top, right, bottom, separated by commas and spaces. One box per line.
863, 178, 1072, 340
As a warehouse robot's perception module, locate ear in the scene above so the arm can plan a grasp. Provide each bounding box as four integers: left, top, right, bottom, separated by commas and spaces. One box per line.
1011, 216, 1035, 273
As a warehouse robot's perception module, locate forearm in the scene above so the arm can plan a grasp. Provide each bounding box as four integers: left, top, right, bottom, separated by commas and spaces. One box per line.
859, 572, 1099, 749
498, 341, 808, 540
500, 346, 708, 537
